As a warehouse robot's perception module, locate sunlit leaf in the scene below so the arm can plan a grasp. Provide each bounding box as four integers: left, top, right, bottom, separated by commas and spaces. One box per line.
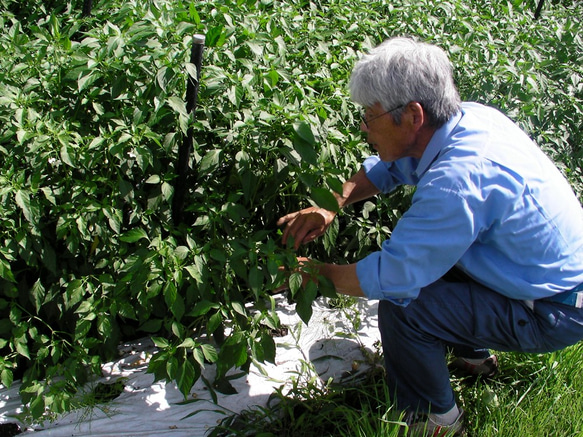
119, 228, 149, 243
311, 187, 340, 212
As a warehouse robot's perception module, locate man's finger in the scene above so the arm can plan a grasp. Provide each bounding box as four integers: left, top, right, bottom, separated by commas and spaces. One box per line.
286, 217, 312, 250
276, 211, 298, 227
302, 229, 322, 245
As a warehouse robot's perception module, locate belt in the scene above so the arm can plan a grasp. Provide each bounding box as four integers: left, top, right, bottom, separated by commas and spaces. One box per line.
543, 283, 583, 308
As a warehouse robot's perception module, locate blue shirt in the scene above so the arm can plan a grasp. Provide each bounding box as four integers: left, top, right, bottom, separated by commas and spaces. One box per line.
356, 102, 583, 305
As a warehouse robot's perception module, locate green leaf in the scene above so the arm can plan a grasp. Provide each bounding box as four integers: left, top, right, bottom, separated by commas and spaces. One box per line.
295, 281, 318, 325
248, 265, 263, 297
185, 63, 198, 80
97, 315, 113, 338
75, 319, 92, 341
148, 352, 169, 382
176, 360, 199, 399
184, 264, 203, 284
253, 332, 276, 364
152, 337, 170, 348
205, 25, 225, 47
78, 72, 99, 92
201, 344, 218, 363
318, 276, 337, 299
161, 182, 174, 201
119, 228, 149, 243
145, 175, 161, 184
166, 356, 179, 379
189, 300, 219, 317
156, 66, 170, 92
140, 319, 163, 333
29, 394, 45, 419
293, 121, 316, 145
311, 187, 340, 212
164, 282, 177, 309
293, 136, 318, 166
15, 191, 40, 226
207, 311, 223, 334
192, 347, 205, 367
167, 96, 188, 116
172, 293, 185, 321
288, 272, 303, 296
231, 301, 247, 317
60, 144, 75, 167
199, 149, 222, 173
65, 279, 85, 311
30, 279, 46, 313
216, 332, 247, 378
16, 341, 31, 360
0, 257, 16, 283
175, 246, 189, 260
171, 321, 184, 338
326, 176, 344, 195
213, 376, 237, 395
1, 369, 13, 388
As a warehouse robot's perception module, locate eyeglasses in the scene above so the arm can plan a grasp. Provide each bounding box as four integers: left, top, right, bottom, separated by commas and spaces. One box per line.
361, 104, 405, 128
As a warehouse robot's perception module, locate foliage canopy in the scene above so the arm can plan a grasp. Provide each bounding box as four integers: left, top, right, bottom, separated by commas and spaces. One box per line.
0, 0, 581, 424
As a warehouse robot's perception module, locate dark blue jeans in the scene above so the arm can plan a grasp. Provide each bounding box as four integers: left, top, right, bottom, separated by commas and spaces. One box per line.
378, 277, 583, 414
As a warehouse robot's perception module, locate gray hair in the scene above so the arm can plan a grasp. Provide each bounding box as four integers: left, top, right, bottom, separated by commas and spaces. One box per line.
349, 37, 461, 127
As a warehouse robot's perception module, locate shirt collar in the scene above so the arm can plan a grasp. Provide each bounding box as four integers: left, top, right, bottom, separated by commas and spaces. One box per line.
414, 110, 463, 178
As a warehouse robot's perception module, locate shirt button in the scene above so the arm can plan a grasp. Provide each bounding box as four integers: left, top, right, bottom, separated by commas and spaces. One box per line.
518, 319, 528, 327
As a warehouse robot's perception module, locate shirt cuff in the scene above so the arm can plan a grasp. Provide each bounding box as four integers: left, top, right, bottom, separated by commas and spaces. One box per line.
362, 156, 392, 193
356, 253, 412, 306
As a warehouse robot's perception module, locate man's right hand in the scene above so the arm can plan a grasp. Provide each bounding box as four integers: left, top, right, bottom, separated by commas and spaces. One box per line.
276, 206, 337, 250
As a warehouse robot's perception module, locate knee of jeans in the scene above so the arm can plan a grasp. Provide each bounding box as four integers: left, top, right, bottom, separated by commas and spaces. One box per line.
378, 299, 412, 335
378, 299, 396, 323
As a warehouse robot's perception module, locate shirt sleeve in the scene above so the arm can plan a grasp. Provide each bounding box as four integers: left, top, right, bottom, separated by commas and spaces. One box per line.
356, 180, 478, 304
362, 156, 420, 193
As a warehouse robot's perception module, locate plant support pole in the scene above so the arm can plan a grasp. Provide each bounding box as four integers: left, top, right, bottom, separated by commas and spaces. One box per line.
534, 0, 544, 19
82, 0, 93, 17
172, 34, 205, 225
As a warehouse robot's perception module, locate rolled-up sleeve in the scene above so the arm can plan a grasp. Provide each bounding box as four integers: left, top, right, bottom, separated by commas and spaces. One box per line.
362, 156, 420, 193
356, 181, 477, 304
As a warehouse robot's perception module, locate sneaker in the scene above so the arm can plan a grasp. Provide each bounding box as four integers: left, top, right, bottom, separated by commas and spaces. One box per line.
403, 409, 465, 436
449, 354, 498, 378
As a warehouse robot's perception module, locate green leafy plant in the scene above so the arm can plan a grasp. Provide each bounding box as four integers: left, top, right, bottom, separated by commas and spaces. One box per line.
0, 0, 580, 429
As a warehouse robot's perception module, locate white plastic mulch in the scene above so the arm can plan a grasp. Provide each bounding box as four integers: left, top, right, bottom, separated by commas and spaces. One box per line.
0, 296, 380, 436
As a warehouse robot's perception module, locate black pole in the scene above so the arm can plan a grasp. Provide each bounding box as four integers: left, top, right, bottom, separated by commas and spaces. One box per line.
534, 0, 544, 19
82, 0, 93, 17
172, 34, 205, 225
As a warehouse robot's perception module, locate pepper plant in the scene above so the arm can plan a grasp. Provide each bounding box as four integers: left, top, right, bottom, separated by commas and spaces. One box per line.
0, 0, 580, 424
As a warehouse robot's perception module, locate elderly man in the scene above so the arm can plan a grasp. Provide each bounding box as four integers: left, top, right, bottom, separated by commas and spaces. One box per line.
277, 37, 583, 435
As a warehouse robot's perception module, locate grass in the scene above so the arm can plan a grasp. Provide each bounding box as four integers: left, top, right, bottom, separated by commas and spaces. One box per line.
208, 333, 583, 436
462, 347, 583, 436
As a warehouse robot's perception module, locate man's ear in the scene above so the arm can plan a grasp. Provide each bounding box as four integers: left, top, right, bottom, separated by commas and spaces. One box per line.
407, 101, 425, 129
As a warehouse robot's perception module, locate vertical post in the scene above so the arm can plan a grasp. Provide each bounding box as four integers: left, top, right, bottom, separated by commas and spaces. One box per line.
82, 0, 93, 17
534, 0, 544, 19
172, 34, 206, 225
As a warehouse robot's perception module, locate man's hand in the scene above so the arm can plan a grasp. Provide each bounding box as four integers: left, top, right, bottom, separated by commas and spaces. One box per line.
277, 169, 380, 250
277, 207, 337, 250
273, 256, 315, 294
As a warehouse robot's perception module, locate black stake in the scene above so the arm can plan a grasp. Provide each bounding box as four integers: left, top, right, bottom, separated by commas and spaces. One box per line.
534, 0, 544, 19
82, 0, 93, 17
172, 34, 206, 225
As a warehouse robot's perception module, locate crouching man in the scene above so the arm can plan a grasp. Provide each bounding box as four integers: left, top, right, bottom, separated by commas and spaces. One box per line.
277, 37, 583, 436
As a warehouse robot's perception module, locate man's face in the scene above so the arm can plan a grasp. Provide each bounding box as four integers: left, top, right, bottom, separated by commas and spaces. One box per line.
361, 102, 423, 162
